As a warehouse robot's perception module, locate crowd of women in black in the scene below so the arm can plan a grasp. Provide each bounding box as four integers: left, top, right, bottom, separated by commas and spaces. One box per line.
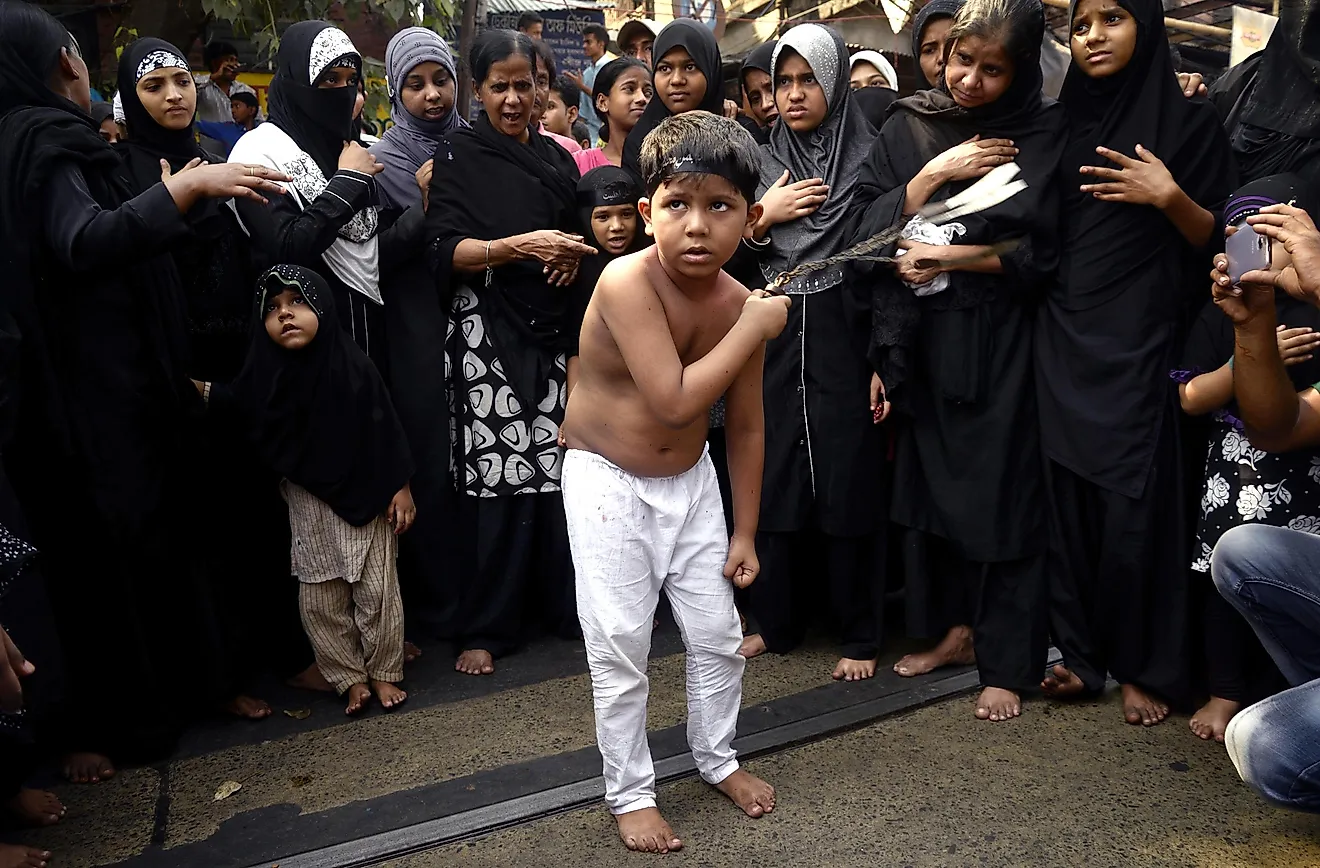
1, 0, 1319, 860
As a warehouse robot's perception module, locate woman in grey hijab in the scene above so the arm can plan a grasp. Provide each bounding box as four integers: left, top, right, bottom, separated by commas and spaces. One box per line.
371, 27, 469, 644
738, 23, 888, 684
371, 26, 467, 211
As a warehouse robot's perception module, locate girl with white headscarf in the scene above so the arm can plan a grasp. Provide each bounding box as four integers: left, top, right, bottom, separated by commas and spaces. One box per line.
849, 50, 898, 90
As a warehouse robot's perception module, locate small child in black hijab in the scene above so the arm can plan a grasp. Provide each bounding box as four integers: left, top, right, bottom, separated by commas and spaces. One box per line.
207, 265, 416, 716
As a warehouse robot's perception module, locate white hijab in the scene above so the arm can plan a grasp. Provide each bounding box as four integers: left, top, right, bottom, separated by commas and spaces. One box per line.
849, 50, 898, 90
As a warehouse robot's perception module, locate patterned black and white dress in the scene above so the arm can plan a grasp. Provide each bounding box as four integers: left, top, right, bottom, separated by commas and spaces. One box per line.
446, 284, 567, 498
1176, 300, 1320, 573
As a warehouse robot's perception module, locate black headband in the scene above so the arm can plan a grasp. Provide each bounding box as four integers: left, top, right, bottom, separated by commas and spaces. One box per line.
648, 154, 759, 205
577, 178, 641, 210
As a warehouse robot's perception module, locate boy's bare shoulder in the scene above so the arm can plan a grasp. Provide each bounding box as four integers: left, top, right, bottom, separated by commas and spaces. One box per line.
595, 248, 660, 305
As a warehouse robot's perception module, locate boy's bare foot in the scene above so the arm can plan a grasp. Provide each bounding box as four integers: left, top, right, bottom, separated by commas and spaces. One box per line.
455, 649, 495, 676
224, 694, 272, 720
344, 683, 372, 715
5, 789, 64, 826
1122, 683, 1169, 726
974, 687, 1021, 722
0, 843, 50, 868
1190, 696, 1241, 743
832, 657, 876, 681
404, 641, 422, 663
738, 633, 767, 659
1040, 664, 1087, 697
62, 752, 115, 784
286, 663, 335, 693
893, 625, 974, 677
371, 680, 408, 709
714, 769, 775, 818
616, 807, 683, 853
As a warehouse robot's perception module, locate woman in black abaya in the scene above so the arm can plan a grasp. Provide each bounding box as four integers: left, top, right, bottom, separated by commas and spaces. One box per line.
229, 22, 389, 365
116, 38, 314, 712
369, 27, 469, 641
851, 0, 1065, 721
426, 30, 593, 676
739, 24, 887, 681
1208, 0, 1320, 189
0, 3, 286, 779
1035, 0, 1234, 725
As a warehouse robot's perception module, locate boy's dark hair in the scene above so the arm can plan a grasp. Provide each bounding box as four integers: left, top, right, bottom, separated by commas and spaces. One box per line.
583, 23, 610, 45
572, 119, 590, 146
230, 90, 259, 109
551, 73, 577, 108
530, 38, 556, 79
204, 40, 239, 69
517, 12, 543, 30
592, 56, 649, 143
639, 112, 761, 206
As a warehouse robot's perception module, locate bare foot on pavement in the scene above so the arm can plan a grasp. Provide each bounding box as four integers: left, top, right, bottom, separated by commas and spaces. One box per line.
616, 807, 683, 853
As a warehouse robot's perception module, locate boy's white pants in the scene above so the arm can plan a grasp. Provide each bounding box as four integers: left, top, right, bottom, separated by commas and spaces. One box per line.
562, 446, 745, 815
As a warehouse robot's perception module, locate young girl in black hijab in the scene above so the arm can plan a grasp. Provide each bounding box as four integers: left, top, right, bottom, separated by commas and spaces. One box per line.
1174, 174, 1320, 742
574, 166, 645, 296
851, 0, 1066, 723
621, 18, 724, 183
209, 265, 415, 716
1036, 0, 1234, 727
229, 21, 389, 363
0, 2, 287, 780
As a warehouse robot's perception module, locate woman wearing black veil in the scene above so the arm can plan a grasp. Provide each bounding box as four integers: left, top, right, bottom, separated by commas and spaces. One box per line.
1209, 0, 1320, 189
115, 37, 315, 714
0, 2, 285, 779
1035, 0, 1234, 726
850, 0, 1066, 722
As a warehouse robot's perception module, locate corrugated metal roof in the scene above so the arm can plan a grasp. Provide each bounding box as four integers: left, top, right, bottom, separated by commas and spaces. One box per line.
487, 0, 614, 11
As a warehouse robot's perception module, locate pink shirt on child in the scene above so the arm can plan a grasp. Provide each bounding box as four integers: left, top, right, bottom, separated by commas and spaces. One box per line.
574, 148, 613, 175
539, 124, 581, 154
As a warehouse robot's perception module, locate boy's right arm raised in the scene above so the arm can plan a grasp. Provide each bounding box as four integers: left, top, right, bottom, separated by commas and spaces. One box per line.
596, 263, 790, 429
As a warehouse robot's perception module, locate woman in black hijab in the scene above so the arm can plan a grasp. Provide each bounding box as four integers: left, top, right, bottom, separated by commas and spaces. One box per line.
1209, 0, 1320, 189
0, 2, 286, 779
228, 21, 390, 365
575, 165, 645, 295
425, 30, 594, 677
850, 0, 1066, 722
1035, 0, 1235, 727
622, 18, 724, 182
738, 40, 777, 144
117, 37, 316, 713
912, 0, 966, 87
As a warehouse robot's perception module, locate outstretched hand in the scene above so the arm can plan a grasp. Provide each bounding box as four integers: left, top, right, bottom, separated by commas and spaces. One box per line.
724, 534, 759, 589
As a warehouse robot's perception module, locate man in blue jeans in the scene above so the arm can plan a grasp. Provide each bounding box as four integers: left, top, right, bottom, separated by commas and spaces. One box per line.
1209, 202, 1320, 813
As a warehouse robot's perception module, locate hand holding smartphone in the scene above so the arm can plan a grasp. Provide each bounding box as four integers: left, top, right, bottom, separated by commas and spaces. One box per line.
1226, 222, 1271, 287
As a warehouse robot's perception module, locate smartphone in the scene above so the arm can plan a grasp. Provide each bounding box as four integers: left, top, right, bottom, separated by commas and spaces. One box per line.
1227, 223, 1271, 286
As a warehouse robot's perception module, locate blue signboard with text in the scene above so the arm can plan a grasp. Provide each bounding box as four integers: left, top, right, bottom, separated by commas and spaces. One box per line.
486, 8, 606, 77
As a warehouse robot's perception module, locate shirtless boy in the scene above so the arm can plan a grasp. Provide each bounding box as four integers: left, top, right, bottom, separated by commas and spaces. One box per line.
560, 112, 790, 854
